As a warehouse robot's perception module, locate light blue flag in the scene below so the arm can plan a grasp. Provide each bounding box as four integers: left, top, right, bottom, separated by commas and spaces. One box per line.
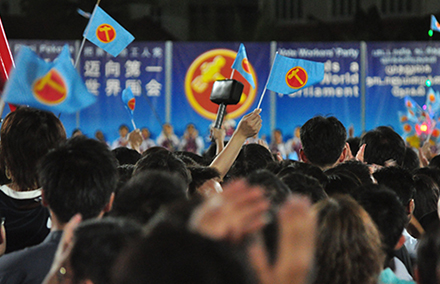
266, 53, 324, 95
3, 45, 96, 113
432, 15, 440, 32
122, 86, 135, 116
425, 88, 440, 117
231, 43, 255, 88
83, 6, 135, 57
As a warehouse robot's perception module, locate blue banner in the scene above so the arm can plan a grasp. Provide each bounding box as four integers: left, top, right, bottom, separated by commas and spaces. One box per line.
275, 42, 362, 139
365, 42, 440, 134
79, 41, 166, 144
172, 42, 271, 141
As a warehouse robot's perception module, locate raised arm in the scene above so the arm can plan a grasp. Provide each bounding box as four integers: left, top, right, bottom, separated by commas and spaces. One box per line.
209, 109, 262, 179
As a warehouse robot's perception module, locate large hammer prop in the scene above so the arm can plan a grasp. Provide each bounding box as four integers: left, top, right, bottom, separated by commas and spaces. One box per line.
210, 79, 244, 129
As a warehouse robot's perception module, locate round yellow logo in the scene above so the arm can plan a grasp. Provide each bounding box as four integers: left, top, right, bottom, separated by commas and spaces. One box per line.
185, 49, 258, 120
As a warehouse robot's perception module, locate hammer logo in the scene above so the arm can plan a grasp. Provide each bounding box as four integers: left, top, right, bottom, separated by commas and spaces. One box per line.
286, 66, 308, 89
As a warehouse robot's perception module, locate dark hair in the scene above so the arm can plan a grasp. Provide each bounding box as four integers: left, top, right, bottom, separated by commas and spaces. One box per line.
312, 195, 384, 284
0, 107, 66, 189
300, 116, 347, 167
373, 167, 415, 207
413, 167, 440, 191
115, 164, 135, 195
429, 154, 440, 170
324, 172, 361, 197
112, 147, 141, 166
119, 124, 129, 131
354, 185, 407, 261
133, 151, 191, 186
227, 144, 275, 180
328, 160, 373, 185
38, 136, 118, 223
402, 146, 420, 172
279, 172, 327, 204
110, 171, 187, 224
413, 174, 439, 221
175, 151, 207, 166
71, 217, 142, 284
360, 126, 406, 166
417, 228, 440, 284
347, 137, 361, 157
277, 161, 328, 187
246, 169, 291, 206
111, 225, 255, 284
187, 166, 221, 197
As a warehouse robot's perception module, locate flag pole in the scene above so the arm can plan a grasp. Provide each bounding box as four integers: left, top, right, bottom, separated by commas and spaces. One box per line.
256, 52, 278, 110
230, 69, 235, 79
74, 1, 101, 68
130, 118, 137, 130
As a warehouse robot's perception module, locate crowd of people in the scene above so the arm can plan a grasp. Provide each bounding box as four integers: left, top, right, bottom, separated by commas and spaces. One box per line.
1, 106, 440, 284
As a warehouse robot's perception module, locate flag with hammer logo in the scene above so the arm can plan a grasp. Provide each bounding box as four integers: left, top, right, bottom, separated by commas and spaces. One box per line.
83, 6, 134, 57
2, 45, 96, 113
266, 53, 324, 95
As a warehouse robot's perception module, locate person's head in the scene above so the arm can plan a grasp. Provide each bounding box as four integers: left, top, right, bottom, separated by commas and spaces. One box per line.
0, 107, 66, 190
70, 217, 142, 284
186, 123, 196, 135
162, 123, 173, 135
328, 160, 373, 185
413, 174, 440, 221
187, 166, 221, 197
279, 172, 327, 204
429, 154, 440, 170
354, 184, 407, 263
38, 136, 118, 223
119, 124, 129, 137
246, 169, 291, 207
141, 128, 150, 139
360, 126, 406, 166
312, 195, 384, 284
272, 129, 282, 143
227, 144, 275, 180
133, 151, 191, 187
277, 161, 328, 188
110, 171, 187, 224
402, 146, 420, 172
72, 128, 83, 137
416, 227, 440, 284
373, 166, 415, 220
324, 171, 361, 197
175, 151, 206, 166
111, 224, 255, 284
95, 130, 106, 143
111, 147, 141, 166
300, 116, 347, 169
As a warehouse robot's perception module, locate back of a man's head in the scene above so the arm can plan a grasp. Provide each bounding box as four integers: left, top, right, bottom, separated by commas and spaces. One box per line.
38, 136, 118, 223
110, 171, 187, 224
373, 166, 415, 210
71, 217, 142, 284
300, 116, 347, 168
354, 185, 407, 263
417, 228, 440, 284
133, 151, 191, 187
111, 224, 255, 284
361, 126, 406, 166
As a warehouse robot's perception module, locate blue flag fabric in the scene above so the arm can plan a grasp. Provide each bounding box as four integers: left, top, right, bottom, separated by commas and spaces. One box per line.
83, 6, 135, 57
425, 87, 440, 117
122, 86, 135, 116
432, 15, 440, 32
266, 53, 324, 95
3, 45, 96, 114
231, 44, 255, 89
